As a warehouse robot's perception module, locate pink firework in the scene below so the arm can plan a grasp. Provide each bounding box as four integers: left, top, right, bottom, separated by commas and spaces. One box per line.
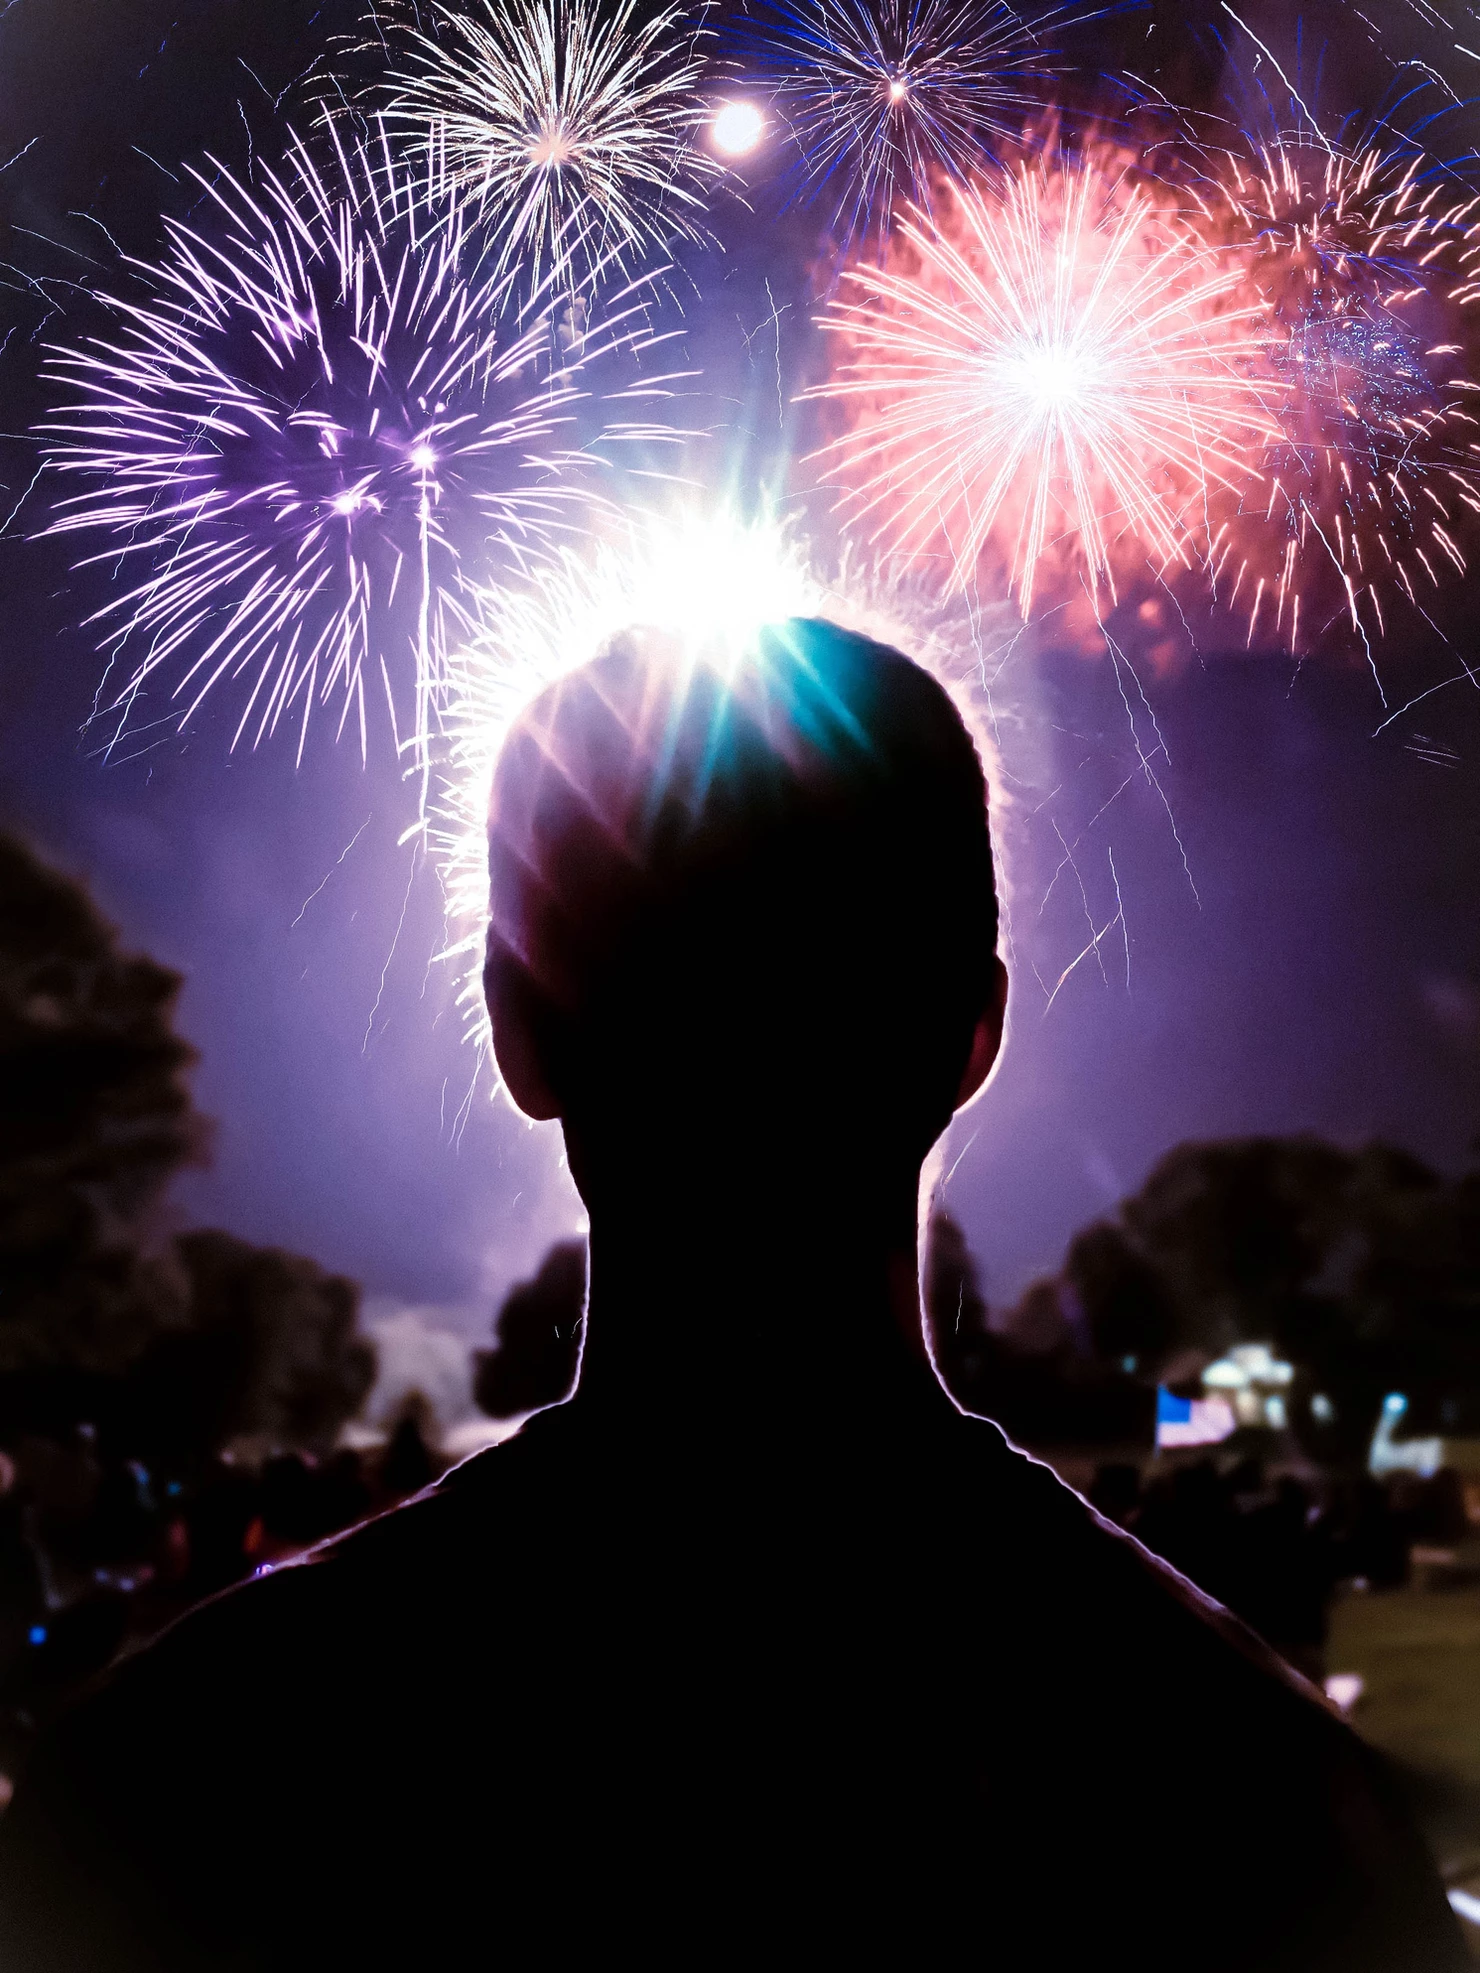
809, 151, 1279, 616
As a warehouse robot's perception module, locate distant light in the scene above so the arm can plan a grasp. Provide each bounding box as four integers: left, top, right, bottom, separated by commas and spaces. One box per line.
711, 100, 765, 158
1369, 1390, 1443, 1480
888, 78, 908, 102
28, 1625, 46, 1647
1325, 1673, 1364, 1713
1450, 1888, 1480, 1926
409, 443, 437, 470
1156, 1388, 1237, 1450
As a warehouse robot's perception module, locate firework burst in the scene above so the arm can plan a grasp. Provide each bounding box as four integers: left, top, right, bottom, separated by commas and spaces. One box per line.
1203, 134, 1480, 650
744, 0, 1104, 256
384, 0, 718, 298
40, 120, 666, 761
810, 155, 1278, 615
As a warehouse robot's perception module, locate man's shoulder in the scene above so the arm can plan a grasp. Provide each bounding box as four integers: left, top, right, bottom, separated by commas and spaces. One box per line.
945, 1414, 1319, 1692
25, 1427, 563, 1785
129, 1425, 557, 1689
932, 1412, 1465, 1968
0, 1429, 563, 1963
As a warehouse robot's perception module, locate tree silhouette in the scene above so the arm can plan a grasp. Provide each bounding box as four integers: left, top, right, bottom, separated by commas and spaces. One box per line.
0, 832, 203, 1415
0, 833, 374, 1465
126, 1231, 374, 1467
474, 1241, 586, 1419
923, 1212, 1152, 1447
1005, 1136, 1480, 1466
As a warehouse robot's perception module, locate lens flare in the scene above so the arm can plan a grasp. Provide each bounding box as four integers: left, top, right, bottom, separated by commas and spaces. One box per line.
743, 0, 1106, 255
430, 510, 828, 1053
385, 0, 717, 297
711, 100, 767, 158
1202, 134, 1480, 651
38, 121, 665, 761
810, 155, 1278, 614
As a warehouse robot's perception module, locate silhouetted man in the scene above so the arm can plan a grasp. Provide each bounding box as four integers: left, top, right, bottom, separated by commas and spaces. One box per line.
0, 620, 1465, 1968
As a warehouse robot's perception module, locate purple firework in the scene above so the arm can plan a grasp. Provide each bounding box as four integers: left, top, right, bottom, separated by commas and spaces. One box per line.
740, 0, 1109, 259
40, 119, 650, 758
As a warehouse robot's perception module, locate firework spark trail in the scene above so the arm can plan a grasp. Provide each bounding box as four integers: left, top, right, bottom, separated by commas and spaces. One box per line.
742, 0, 1107, 257
39, 117, 681, 767
384, 0, 717, 298
810, 157, 1280, 615
1201, 130, 1480, 650
1051, 815, 1109, 988
1101, 618, 1200, 905
1107, 843, 1129, 989
1041, 902, 1123, 1013
291, 811, 373, 927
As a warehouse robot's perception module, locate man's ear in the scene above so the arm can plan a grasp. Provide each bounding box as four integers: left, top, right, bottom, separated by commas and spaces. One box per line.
485, 946, 563, 1122
954, 956, 1008, 1110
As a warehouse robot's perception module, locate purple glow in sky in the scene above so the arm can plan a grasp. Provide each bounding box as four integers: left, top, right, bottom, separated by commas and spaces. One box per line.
1, 0, 1479, 1340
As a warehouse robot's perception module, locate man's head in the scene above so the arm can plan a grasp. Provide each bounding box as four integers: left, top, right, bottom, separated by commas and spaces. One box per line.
484, 616, 1005, 1207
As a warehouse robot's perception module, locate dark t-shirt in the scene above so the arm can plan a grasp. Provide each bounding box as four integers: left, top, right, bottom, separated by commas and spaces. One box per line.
0, 1396, 1464, 1970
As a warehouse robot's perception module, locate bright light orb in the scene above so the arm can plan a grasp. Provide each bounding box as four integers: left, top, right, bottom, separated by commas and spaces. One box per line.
430, 510, 822, 1055
1005, 339, 1096, 412
711, 100, 765, 157
887, 78, 908, 104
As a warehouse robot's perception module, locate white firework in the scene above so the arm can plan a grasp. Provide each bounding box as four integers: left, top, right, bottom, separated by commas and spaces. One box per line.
385, 0, 719, 297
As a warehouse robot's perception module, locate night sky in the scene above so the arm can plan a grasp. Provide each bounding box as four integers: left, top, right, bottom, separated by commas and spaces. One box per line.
2, 0, 1479, 1340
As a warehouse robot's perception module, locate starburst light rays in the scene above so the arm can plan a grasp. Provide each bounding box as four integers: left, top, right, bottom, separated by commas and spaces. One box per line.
429, 509, 828, 1052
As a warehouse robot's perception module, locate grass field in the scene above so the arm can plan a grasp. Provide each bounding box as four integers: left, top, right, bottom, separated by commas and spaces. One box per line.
1328, 1585, 1480, 1956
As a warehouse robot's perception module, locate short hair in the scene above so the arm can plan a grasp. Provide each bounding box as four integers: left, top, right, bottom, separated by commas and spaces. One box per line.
486, 616, 998, 1133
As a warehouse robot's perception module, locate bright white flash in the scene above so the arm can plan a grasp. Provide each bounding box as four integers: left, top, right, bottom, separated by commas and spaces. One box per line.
1002, 339, 1097, 412
711, 100, 765, 157
429, 510, 822, 1055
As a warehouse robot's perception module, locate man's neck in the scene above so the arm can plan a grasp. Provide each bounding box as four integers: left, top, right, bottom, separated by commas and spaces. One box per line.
567, 1177, 946, 1440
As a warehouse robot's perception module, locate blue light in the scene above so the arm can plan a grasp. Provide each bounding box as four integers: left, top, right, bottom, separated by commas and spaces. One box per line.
27, 1625, 46, 1647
